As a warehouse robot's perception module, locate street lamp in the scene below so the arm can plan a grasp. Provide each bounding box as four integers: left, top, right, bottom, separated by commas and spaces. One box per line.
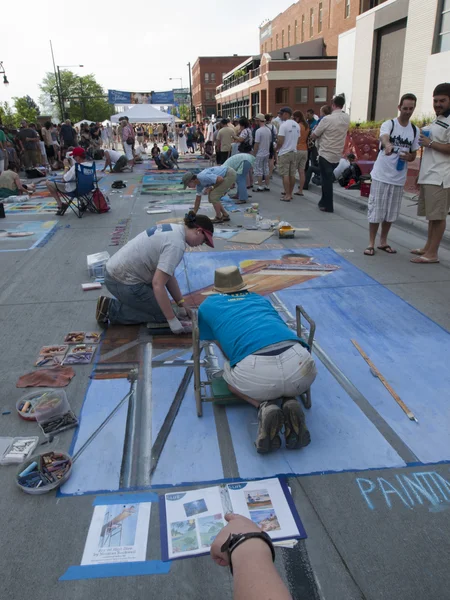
187, 63, 194, 122
169, 77, 183, 89
0, 62, 9, 86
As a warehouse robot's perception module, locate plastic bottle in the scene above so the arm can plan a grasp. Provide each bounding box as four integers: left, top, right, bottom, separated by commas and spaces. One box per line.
396, 155, 406, 171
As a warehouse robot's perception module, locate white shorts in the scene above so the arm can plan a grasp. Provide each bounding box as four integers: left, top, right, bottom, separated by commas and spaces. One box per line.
124, 142, 133, 160
368, 179, 403, 223
222, 343, 317, 402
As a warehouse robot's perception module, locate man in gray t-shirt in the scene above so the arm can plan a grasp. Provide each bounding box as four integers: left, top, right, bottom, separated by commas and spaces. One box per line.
17, 120, 39, 169
106, 223, 186, 285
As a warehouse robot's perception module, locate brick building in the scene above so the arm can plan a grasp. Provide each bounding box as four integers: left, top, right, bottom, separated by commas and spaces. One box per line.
192, 56, 250, 120
259, 0, 388, 56
216, 40, 337, 118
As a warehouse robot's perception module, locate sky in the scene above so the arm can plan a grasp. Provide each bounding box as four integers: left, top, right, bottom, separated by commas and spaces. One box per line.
1, 0, 295, 111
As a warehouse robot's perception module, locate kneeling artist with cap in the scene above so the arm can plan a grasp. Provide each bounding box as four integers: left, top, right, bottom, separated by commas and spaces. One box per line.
182, 166, 236, 224
198, 266, 317, 453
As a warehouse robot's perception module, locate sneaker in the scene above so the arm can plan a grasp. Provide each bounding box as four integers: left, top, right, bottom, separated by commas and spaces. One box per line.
255, 401, 284, 454
96, 296, 111, 328
282, 398, 311, 449
253, 187, 264, 192
263, 186, 271, 191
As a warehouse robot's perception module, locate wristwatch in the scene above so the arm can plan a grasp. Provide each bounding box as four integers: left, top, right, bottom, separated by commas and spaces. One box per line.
428, 141, 434, 148
220, 532, 275, 575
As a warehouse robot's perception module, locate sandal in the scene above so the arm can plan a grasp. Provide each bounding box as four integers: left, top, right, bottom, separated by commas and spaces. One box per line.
56, 202, 68, 216
410, 249, 425, 256
221, 216, 230, 222
364, 247, 375, 256
211, 217, 223, 224
377, 245, 397, 254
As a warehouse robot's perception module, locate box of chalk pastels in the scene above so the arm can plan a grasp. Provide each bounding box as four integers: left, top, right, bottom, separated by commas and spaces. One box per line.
34, 390, 78, 437
0, 437, 39, 465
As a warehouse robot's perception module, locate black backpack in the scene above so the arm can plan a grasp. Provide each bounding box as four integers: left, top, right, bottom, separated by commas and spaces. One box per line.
379, 119, 417, 152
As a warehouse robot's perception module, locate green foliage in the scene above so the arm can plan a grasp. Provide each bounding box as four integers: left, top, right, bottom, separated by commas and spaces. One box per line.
0, 101, 17, 127
233, 69, 246, 79
40, 70, 113, 122
12, 95, 40, 124
178, 104, 190, 121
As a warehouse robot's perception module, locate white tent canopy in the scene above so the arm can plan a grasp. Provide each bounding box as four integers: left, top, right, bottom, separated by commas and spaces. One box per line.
110, 104, 174, 124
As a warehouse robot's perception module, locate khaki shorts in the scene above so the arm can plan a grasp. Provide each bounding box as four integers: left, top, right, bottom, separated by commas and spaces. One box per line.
209, 167, 236, 204
295, 150, 308, 171
222, 343, 317, 402
417, 184, 450, 221
278, 151, 297, 177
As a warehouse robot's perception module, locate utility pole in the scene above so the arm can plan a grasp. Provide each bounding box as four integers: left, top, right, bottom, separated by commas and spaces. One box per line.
50, 40, 64, 121
187, 62, 194, 122
79, 77, 86, 119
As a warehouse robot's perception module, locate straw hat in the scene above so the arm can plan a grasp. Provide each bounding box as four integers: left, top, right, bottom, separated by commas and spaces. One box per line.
202, 266, 256, 295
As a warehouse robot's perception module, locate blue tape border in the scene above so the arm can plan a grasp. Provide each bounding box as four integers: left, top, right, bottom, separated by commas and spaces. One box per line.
59, 560, 171, 581
93, 492, 158, 505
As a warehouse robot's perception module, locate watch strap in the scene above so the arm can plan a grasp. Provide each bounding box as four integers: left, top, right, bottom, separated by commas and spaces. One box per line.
221, 531, 275, 575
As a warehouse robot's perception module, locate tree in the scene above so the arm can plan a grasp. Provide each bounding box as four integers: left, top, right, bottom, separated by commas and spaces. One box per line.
40, 70, 113, 122
12, 95, 40, 124
0, 101, 16, 127
178, 104, 190, 121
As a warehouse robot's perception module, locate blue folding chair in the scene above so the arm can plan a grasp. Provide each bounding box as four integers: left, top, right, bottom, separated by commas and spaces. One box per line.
60, 162, 100, 218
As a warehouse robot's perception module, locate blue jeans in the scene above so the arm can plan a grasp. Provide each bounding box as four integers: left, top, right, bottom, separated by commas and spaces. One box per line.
236, 159, 252, 201
105, 271, 166, 325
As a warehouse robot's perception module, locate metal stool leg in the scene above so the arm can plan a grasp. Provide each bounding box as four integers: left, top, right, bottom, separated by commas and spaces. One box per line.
192, 311, 203, 417
296, 305, 315, 410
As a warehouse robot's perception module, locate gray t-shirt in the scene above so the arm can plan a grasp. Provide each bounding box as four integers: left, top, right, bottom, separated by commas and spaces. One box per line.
255, 125, 272, 157
106, 223, 186, 285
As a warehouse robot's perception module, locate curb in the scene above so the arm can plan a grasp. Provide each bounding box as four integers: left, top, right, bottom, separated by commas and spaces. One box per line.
331, 187, 450, 250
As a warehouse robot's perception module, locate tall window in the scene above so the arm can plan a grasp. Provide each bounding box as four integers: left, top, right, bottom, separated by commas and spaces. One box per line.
205, 90, 210, 100
310, 8, 314, 37
282, 30, 285, 47
295, 87, 309, 104
211, 73, 216, 82
288, 24, 291, 46
270, 38, 273, 51
301, 15, 305, 41
275, 88, 289, 104
276, 33, 279, 49
294, 20, 298, 43
345, 0, 351, 18
264, 42, 268, 52
319, 2, 323, 32
314, 86, 327, 102
204, 73, 209, 83
437, 0, 450, 52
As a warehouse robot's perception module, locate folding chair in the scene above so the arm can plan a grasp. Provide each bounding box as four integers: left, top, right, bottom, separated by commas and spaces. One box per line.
60, 162, 100, 218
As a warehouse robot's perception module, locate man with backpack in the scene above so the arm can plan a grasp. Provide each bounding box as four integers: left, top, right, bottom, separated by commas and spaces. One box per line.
364, 93, 420, 256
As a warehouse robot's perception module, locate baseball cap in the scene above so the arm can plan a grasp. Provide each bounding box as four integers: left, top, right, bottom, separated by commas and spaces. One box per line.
69, 147, 86, 158
280, 107, 293, 115
197, 226, 214, 248
182, 172, 196, 189
255, 113, 266, 121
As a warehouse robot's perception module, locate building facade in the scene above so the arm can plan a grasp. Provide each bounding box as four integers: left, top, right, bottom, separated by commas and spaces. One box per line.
192, 56, 250, 120
215, 43, 337, 119
336, 0, 450, 121
259, 0, 388, 57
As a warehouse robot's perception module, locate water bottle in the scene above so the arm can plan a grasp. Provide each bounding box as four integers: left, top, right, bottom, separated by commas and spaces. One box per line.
421, 125, 432, 140
396, 152, 407, 171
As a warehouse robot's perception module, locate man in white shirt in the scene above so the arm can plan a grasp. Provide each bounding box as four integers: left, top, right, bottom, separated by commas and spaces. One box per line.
252, 113, 272, 192
364, 94, 420, 256
411, 82, 450, 264
311, 95, 350, 212
276, 107, 300, 202
102, 149, 130, 173
45, 147, 91, 215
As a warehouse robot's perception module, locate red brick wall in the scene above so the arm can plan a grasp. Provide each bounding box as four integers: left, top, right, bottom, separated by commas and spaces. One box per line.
192, 56, 249, 113
260, 0, 388, 56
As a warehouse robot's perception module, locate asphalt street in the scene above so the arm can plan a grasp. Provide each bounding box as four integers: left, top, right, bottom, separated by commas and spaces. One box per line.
0, 161, 449, 600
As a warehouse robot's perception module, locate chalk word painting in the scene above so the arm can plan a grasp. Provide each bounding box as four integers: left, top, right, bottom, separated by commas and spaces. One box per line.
356, 471, 450, 511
